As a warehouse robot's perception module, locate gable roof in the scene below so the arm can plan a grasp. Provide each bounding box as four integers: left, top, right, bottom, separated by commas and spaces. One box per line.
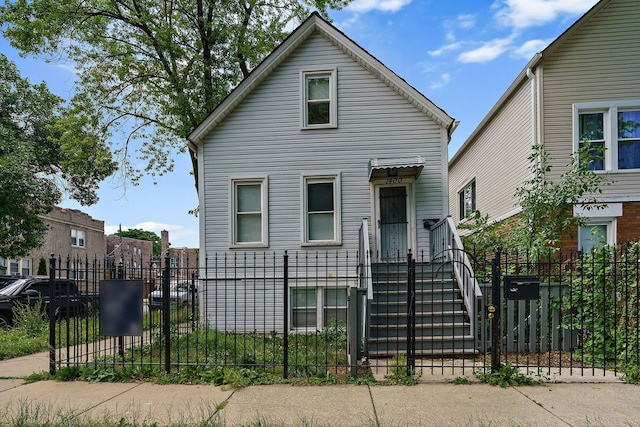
449, 0, 612, 167
188, 12, 455, 148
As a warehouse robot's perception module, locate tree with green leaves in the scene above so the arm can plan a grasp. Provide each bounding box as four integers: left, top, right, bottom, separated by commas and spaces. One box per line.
114, 229, 162, 256
460, 141, 610, 254
0, 0, 351, 189
0, 54, 116, 258
512, 142, 610, 250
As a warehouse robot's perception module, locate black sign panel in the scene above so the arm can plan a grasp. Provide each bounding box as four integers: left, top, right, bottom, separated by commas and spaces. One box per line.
504, 275, 540, 300
100, 280, 143, 336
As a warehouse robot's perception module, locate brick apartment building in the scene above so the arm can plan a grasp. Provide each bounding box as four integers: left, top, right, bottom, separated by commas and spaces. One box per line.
0, 207, 106, 277
1, 208, 197, 293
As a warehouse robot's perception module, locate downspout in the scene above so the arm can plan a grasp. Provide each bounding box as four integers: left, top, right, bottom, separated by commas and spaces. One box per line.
526, 67, 538, 150
526, 66, 539, 236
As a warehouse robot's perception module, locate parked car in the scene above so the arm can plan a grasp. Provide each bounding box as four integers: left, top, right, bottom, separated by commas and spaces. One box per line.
0, 275, 21, 290
0, 276, 98, 328
148, 282, 197, 310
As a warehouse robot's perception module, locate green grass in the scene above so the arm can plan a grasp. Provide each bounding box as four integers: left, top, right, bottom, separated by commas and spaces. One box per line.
0, 303, 193, 362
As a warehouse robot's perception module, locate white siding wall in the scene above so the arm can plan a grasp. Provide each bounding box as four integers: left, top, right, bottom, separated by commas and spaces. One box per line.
542, 0, 640, 199
201, 32, 447, 254
449, 78, 533, 224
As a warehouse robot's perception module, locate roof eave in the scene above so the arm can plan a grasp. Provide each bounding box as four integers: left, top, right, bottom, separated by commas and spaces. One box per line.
188, 12, 455, 147
449, 0, 612, 167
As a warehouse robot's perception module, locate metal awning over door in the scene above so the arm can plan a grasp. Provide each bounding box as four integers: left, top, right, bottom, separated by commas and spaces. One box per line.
368, 156, 425, 180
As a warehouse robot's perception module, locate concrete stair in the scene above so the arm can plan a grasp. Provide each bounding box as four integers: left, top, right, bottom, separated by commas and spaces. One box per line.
367, 262, 477, 357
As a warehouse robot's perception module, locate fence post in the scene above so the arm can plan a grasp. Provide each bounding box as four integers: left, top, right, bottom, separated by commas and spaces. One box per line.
163, 255, 171, 374
283, 251, 289, 379
48, 254, 56, 375
491, 250, 502, 373
407, 249, 416, 376
117, 260, 125, 359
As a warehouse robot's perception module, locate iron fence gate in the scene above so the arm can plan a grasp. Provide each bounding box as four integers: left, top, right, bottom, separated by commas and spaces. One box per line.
47, 244, 640, 380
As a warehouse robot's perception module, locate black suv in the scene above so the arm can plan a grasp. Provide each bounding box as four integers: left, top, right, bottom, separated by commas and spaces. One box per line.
0, 276, 96, 328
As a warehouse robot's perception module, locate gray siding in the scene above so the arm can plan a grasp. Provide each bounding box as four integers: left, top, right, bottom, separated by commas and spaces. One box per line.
449, 78, 533, 224
201, 32, 447, 254
542, 0, 640, 198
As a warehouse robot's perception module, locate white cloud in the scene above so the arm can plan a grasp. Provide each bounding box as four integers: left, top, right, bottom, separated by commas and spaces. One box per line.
53, 63, 78, 76
457, 35, 515, 63
494, 0, 598, 29
457, 14, 476, 29
430, 73, 451, 90
428, 42, 462, 57
512, 38, 552, 59
348, 0, 412, 13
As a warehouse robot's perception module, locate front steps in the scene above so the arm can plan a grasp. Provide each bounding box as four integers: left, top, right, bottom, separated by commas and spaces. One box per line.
367, 262, 477, 357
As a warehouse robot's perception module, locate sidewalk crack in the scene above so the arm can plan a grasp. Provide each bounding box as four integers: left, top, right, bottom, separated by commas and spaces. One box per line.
76, 383, 143, 416
513, 386, 573, 427
367, 385, 381, 427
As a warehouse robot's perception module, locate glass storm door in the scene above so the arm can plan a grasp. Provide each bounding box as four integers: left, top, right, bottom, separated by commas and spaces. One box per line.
378, 186, 408, 261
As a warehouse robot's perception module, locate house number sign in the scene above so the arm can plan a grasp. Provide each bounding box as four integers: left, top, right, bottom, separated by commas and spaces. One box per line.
385, 177, 403, 184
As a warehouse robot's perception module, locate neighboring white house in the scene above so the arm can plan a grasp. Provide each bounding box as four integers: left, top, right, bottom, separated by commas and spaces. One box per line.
449, 0, 640, 252
188, 12, 456, 332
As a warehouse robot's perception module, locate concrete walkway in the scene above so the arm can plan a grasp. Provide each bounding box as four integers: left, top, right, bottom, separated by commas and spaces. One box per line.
1, 353, 639, 426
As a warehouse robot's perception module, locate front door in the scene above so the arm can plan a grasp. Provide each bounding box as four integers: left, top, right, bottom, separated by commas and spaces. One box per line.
378, 186, 409, 261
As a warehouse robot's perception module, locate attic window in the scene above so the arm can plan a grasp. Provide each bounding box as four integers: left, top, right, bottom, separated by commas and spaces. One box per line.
301, 69, 337, 129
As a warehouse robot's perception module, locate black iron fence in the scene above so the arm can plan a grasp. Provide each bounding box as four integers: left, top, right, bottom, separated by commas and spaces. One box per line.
47, 244, 640, 380
470, 244, 640, 379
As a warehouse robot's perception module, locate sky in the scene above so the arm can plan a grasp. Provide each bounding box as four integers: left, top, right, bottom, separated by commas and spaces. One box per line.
0, 0, 600, 249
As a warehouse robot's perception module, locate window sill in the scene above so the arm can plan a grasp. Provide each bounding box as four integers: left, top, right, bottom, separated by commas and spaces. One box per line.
301, 241, 342, 247
301, 124, 337, 131
596, 168, 640, 174
230, 243, 269, 249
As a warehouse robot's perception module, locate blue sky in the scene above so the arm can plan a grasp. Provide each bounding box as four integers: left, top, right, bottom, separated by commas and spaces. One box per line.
1, 0, 599, 248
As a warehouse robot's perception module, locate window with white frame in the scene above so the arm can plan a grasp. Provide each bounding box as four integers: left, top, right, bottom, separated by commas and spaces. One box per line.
301, 69, 337, 129
574, 101, 640, 171
290, 286, 347, 330
458, 179, 476, 220
20, 259, 30, 276
578, 223, 610, 253
9, 259, 19, 275
302, 175, 341, 245
231, 178, 268, 247
71, 229, 86, 247
574, 204, 619, 253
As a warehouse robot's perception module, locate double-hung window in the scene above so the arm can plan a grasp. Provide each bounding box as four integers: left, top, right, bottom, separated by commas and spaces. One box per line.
231, 178, 268, 247
301, 69, 337, 129
574, 101, 640, 171
618, 109, 640, 169
71, 229, 86, 247
290, 285, 347, 330
458, 179, 476, 220
302, 174, 341, 245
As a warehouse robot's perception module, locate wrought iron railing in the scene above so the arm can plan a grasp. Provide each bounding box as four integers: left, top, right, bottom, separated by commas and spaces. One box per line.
429, 216, 482, 337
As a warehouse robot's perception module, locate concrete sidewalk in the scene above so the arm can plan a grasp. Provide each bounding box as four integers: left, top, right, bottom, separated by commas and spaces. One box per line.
1, 354, 639, 426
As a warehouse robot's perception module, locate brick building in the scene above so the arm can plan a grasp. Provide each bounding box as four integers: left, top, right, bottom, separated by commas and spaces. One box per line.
0, 206, 106, 277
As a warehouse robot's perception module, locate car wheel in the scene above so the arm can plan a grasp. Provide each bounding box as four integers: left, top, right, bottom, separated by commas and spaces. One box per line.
0, 314, 10, 329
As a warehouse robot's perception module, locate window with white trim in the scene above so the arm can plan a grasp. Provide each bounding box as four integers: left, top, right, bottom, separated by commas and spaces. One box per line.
71, 229, 86, 247
302, 174, 341, 245
290, 286, 347, 330
231, 178, 268, 247
301, 69, 337, 129
5, 259, 28, 275
9, 259, 19, 275
578, 222, 614, 253
574, 101, 640, 171
458, 179, 476, 220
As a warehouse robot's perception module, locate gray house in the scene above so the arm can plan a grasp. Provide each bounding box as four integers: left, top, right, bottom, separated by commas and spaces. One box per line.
188, 13, 473, 346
